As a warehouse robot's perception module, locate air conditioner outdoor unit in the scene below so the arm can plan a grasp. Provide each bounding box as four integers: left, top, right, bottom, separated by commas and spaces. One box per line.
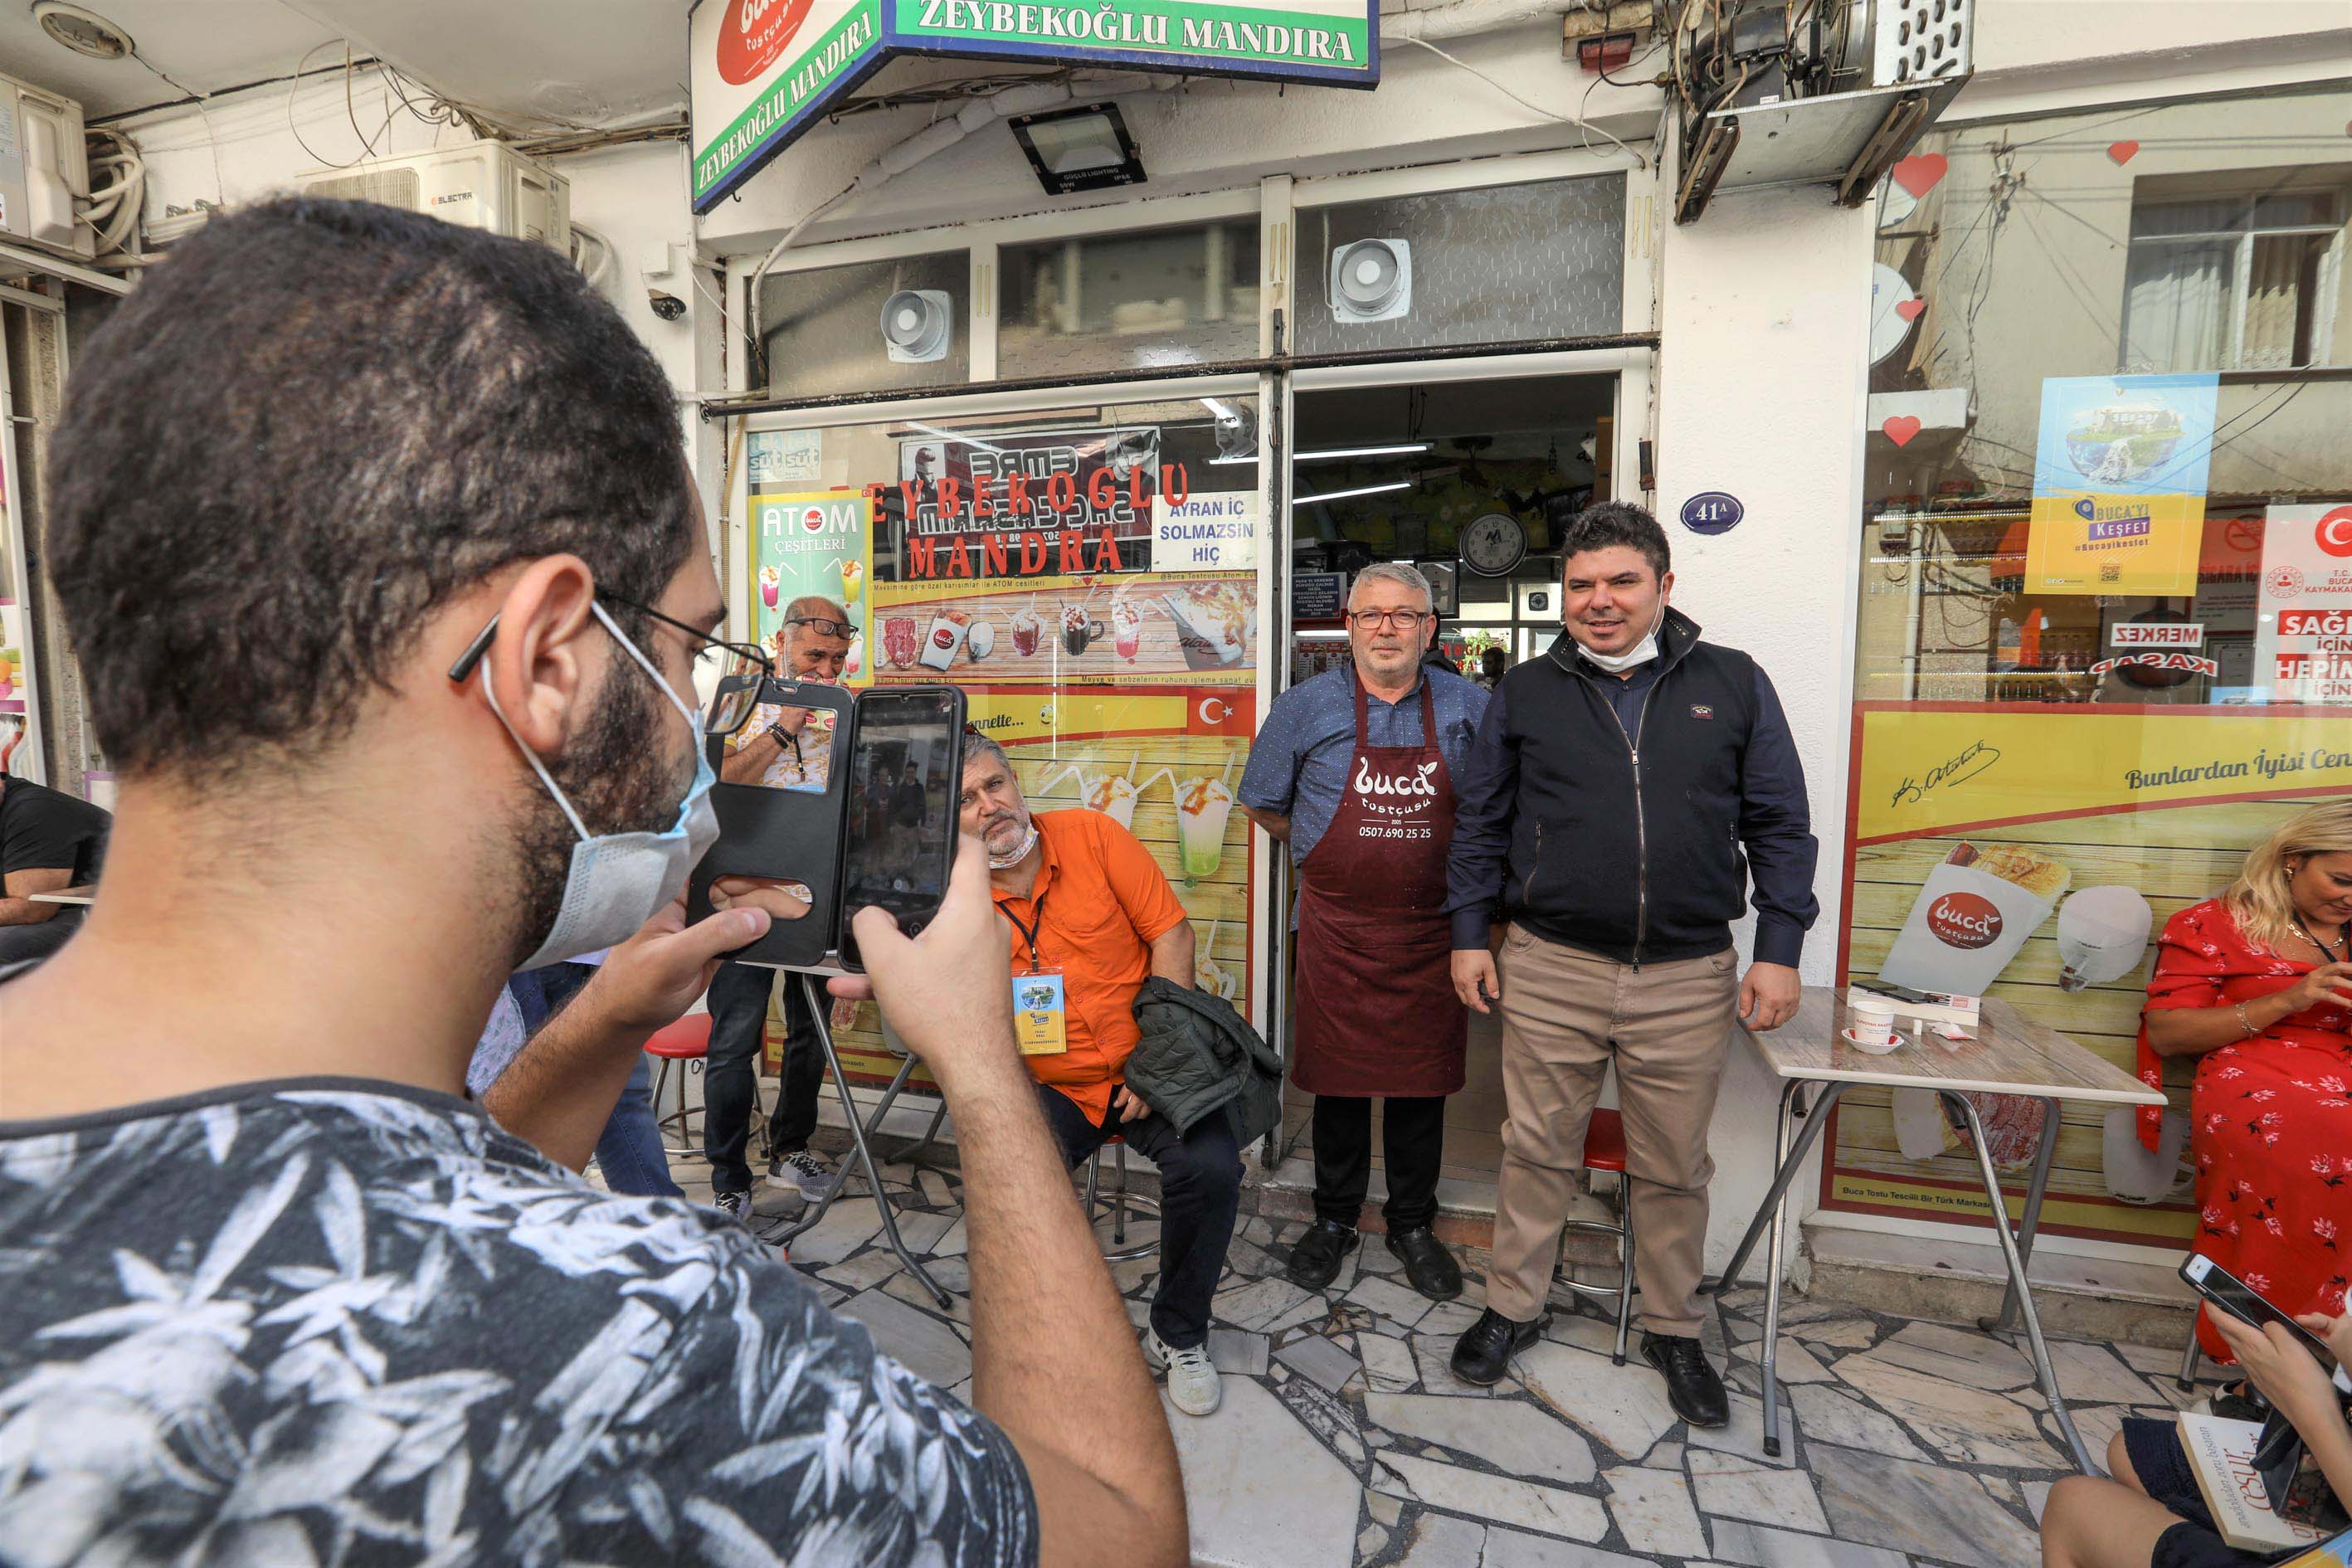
295, 139, 571, 253
0, 71, 94, 261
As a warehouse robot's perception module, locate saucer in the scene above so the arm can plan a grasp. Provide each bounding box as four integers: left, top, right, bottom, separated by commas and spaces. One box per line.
1841, 1026, 1903, 1055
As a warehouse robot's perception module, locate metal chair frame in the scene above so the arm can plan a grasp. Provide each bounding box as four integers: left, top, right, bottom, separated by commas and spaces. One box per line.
1083, 1137, 1162, 1262
1553, 1166, 1639, 1366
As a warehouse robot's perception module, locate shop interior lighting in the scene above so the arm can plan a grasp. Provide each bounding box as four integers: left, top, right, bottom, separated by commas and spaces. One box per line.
1293, 480, 1413, 506
1293, 443, 1433, 462
1007, 103, 1145, 196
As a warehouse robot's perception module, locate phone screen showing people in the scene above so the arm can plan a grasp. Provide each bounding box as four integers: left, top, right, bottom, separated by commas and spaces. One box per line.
838, 689, 964, 971
723, 699, 840, 794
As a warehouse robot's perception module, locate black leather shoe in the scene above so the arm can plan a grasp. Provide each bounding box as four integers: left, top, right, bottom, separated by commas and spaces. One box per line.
1385, 1225, 1463, 1301
1284, 1219, 1361, 1289
1449, 1307, 1548, 1386
1642, 1332, 1730, 1428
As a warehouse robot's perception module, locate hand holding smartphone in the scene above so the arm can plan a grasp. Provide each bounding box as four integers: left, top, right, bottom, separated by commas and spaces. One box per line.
2182, 1254, 2352, 1395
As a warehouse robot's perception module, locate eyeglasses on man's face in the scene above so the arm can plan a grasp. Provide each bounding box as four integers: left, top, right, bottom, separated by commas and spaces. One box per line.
447, 591, 775, 738
1346, 609, 1431, 631
784, 615, 858, 642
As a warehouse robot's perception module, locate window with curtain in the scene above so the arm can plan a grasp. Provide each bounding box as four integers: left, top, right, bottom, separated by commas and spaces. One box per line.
2121, 187, 2344, 373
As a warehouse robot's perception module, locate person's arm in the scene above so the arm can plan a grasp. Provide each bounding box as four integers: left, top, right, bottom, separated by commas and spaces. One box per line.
1235, 689, 1303, 847
1147, 920, 1195, 986
719, 727, 787, 785
2145, 963, 2352, 1056
845, 839, 1187, 1568
1, 866, 72, 926
481, 895, 775, 1169
2210, 1311, 2352, 1512
1445, 681, 1519, 1010
1736, 666, 1819, 1030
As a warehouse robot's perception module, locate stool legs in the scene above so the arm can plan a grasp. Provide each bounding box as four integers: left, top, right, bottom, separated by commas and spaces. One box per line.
2177, 1327, 2203, 1392
1613, 1182, 1636, 1366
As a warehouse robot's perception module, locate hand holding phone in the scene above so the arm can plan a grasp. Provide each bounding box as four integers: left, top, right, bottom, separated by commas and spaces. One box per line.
829, 835, 1017, 1093
2183, 1254, 2352, 1396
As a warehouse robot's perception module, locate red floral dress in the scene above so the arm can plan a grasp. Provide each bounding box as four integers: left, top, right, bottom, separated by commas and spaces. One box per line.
2139, 898, 2352, 1359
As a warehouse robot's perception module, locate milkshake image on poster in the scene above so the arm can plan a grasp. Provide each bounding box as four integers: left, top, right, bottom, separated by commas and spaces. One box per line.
1173, 758, 1238, 882
1010, 607, 1042, 657
1061, 602, 1105, 656
1044, 754, 1166, 832
1112, 598, 1145, 661
919, 611, 970, 673
843, 631, 864, 680
759, 564, 781, 610
2054, 885, 2154, 992
1194, 918, 1239, 1001
1162, 584, 1249, 670
835, 558, 865, 607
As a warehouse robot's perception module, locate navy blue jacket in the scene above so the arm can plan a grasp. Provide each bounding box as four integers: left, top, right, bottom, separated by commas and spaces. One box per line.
1444, 606, 1819, 967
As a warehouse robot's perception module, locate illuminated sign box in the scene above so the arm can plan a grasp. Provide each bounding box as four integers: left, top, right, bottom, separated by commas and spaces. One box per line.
690, 0, 1379, 213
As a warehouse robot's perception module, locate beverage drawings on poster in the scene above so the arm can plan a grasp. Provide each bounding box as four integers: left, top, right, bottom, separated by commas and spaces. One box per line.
2025, 373, 2217, 597
869, 571, 1255, 686
751, 489, 872, 684
2253, 503, 2352, 705
1833, 703, 2352, 1246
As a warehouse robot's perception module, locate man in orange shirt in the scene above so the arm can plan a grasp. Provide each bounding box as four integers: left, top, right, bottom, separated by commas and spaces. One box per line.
959, 735, 1240, 1417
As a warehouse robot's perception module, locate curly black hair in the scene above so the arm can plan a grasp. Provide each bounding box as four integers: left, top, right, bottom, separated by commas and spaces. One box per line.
1559, 499, 1671, 581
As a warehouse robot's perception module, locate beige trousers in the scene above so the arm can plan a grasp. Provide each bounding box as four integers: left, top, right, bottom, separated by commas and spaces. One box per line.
1484, 925, 1740, 1336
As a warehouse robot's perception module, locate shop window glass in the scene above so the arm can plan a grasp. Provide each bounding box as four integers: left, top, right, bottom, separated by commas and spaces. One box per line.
1833, 85, 2352, 1261
756, 251, 971, 401
1290, 174, 1624, 358
998, 221, 1262, 377
738, 395, 1264, 1083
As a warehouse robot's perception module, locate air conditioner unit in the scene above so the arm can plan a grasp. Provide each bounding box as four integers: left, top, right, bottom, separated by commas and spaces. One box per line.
295, 139, 571, 253
0, 71, 94, 261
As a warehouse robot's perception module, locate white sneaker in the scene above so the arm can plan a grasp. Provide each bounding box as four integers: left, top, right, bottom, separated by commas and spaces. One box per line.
767, 1150, 835, 1200
1142, 1327, 1222, 1416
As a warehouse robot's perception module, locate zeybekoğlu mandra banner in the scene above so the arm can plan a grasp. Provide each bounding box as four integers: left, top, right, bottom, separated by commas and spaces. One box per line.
690, 0, 1377, 212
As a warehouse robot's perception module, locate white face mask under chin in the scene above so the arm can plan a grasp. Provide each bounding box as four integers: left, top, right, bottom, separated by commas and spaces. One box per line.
484, 602, 720, 969
988, 820, 1040, 870
1575, 606, 1665, 674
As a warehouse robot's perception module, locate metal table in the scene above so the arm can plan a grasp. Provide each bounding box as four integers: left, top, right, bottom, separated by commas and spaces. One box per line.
1705, 986, 2166, 1474
761, 972, 952, 1307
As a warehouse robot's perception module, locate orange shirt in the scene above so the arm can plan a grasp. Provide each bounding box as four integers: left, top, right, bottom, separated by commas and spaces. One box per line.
992, 809, 1189, 1125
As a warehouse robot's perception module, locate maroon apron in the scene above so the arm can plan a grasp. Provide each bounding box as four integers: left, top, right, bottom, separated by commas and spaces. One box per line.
1291, 676, 1467, 1097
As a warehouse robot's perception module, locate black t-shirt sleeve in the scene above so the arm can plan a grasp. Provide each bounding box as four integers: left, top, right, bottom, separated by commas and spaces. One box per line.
1, 781, 109, 882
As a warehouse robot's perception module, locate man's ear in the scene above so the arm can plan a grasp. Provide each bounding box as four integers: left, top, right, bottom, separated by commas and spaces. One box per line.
482, 555, 599, 758
1658, 569, 1675, 606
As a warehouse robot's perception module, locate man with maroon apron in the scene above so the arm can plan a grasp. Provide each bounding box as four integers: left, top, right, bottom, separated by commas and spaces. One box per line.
1239, 563, 1489, 1299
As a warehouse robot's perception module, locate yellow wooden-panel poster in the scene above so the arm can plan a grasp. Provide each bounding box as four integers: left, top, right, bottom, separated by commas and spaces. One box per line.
1829, 702, 2352, 1245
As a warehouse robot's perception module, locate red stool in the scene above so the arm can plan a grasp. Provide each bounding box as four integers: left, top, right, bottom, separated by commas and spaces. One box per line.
1555, 1108, 1639, 1366
1083, 1133, 1161, 1262
646, 1015, 713, 1157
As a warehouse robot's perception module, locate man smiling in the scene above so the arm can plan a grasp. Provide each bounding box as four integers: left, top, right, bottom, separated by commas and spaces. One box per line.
1444, 501, 1819, 1420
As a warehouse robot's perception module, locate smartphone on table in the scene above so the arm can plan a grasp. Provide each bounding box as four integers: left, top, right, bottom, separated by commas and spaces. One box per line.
2180, 1254, 2352, 1394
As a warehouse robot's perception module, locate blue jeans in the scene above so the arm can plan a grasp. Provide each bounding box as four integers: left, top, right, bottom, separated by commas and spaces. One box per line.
593, 1054, 681, 1198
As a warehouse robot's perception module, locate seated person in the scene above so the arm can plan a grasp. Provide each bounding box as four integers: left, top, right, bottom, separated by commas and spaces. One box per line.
959, 734, 1242, 1417
2139, 801, 2352, 1362
0, 197, 1183, 1567
0, 767, 110, 967
2040, 1307, 2349, 1568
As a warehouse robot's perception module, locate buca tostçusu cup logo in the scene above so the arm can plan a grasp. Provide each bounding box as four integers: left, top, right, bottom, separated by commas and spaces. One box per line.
1927, 891, 2004, 951
718, 0, 817, 85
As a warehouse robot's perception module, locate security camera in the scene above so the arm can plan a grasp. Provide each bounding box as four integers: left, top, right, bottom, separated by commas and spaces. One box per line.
648, 290, 686, 322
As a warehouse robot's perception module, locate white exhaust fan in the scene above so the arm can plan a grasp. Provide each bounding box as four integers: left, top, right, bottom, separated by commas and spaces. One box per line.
1329, 238, 1411, 324
881, 290, 953, 363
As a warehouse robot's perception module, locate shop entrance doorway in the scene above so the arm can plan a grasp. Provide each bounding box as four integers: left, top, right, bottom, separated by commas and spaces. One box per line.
1268, 367, 1626, 1209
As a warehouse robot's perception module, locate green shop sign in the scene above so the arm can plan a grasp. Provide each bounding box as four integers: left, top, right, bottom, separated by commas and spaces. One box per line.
690, 0, 1376, 212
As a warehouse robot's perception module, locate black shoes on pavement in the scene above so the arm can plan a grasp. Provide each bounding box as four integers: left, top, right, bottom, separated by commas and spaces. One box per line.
1449, 1307, 1550, 1385
1284, 1219, 1361, 1288
1643, 1331, 1731, 1427
1385, 1225, 1464, 1301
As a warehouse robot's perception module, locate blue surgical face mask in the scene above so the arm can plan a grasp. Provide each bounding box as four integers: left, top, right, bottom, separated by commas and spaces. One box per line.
483, 601, 719, 969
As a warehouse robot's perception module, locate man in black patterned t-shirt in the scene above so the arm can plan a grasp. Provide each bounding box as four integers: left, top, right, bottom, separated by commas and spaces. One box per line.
0, 197, 1184, 1568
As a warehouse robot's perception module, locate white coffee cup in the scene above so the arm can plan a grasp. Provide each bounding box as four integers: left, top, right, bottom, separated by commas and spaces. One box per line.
1848, 994, 1899, 1049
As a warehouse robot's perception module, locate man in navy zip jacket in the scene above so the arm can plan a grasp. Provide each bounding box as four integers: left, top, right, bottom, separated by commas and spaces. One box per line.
1442, 501, 1818, 1423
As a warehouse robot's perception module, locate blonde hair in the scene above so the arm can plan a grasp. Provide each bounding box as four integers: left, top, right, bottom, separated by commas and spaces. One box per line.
2220, 799, 2352, 956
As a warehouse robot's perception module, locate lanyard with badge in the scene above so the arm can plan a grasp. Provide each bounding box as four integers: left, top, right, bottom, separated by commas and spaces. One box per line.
1000, 896, 1069, 1056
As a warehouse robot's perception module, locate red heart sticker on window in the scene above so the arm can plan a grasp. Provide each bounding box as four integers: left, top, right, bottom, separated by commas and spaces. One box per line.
1883, 416, 1923, 447
1896, 299, 1926, 322
2108, 140, 2140, 164
1890, 153, 1947, 198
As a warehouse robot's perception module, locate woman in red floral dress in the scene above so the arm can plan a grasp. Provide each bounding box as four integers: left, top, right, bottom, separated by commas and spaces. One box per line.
2140, 800, 2352, 1360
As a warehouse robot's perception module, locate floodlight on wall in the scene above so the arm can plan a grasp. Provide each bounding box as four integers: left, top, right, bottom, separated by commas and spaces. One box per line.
880, 290, 952, 363
1007, 102, 1145, 196
1329, 239, 1412, 324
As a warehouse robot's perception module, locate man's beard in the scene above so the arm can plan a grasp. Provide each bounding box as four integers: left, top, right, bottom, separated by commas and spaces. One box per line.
983, 808, 1035, 867
505, 662, 688, 969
